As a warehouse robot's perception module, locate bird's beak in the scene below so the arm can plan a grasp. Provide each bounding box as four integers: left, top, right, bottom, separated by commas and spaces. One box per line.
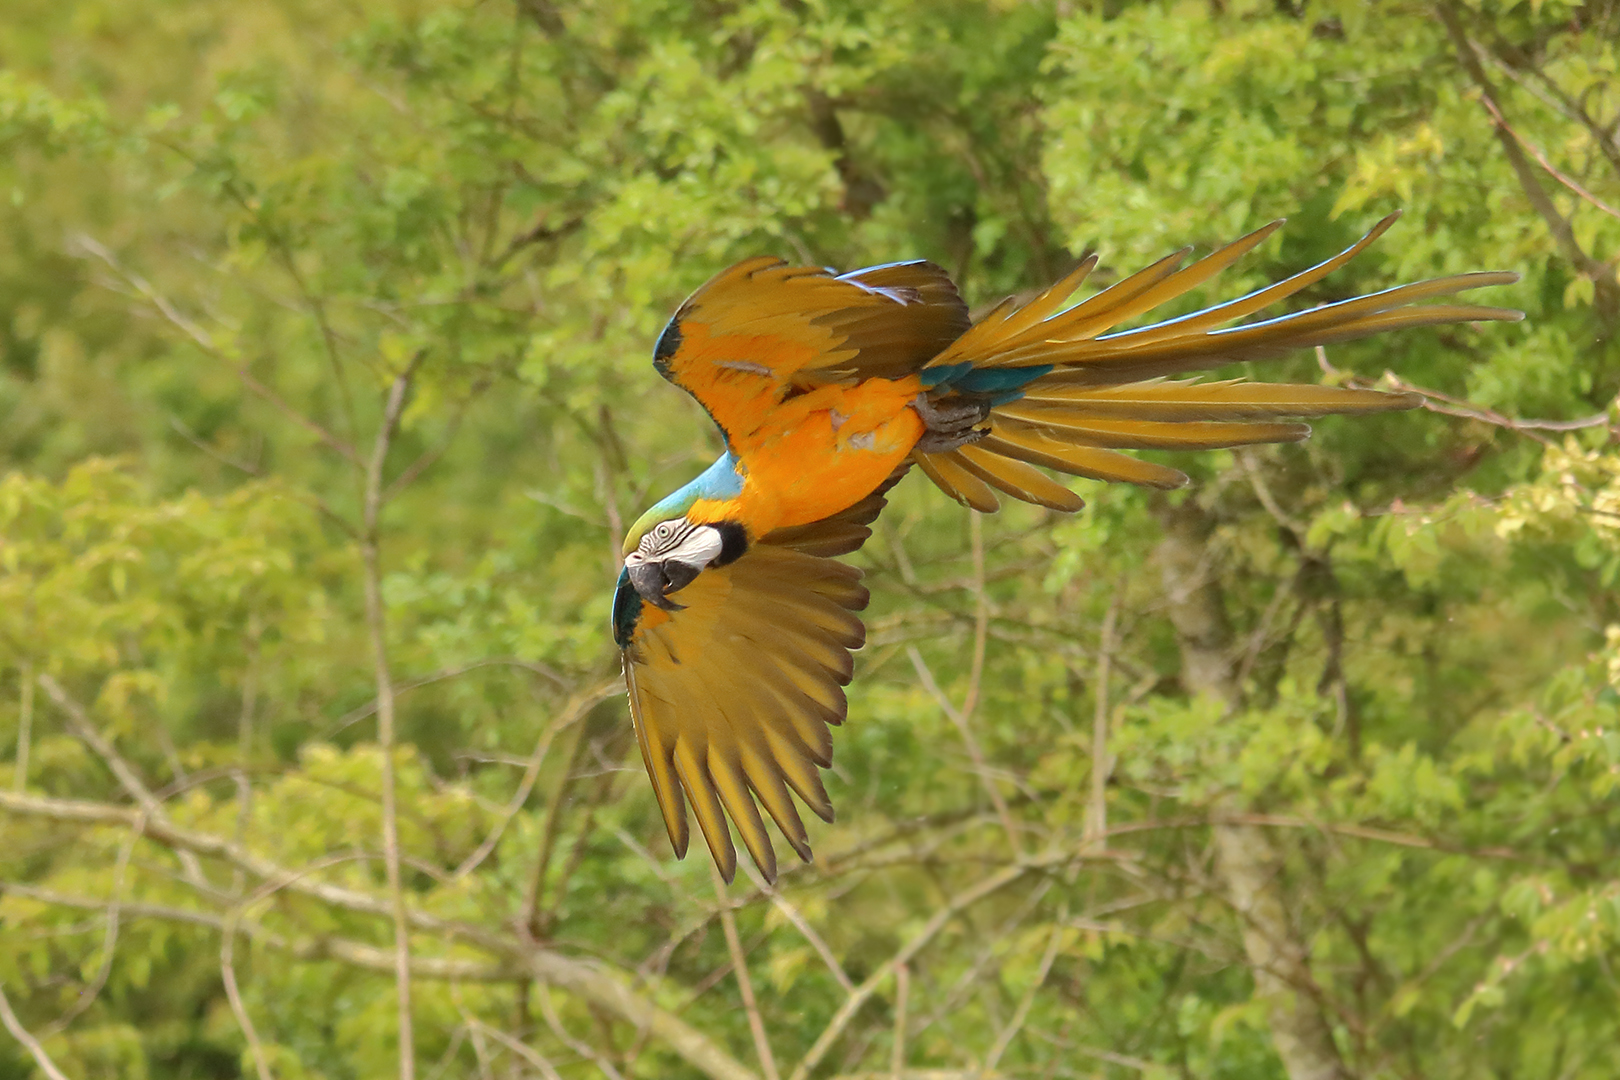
627, 559, 699, 611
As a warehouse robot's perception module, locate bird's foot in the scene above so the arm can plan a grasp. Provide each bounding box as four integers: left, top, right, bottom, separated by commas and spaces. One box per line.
913, 393, 990, 453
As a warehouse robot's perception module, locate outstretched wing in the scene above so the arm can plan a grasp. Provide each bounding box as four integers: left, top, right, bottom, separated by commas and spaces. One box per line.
615, 477, 899, 882
652, 258, 971, 448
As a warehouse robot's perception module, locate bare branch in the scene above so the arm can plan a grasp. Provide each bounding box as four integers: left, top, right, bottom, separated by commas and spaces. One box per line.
905, 646, 1019, 850
739, 863, 855, 995
789, 860, 1038, 1080
361, 354, 428, 1080
981, 920, 1065, 1073
452, 679, 617, 879
37, 673, 213, 890
0, 983, 72, 1080
13, 660, 33, 794
711, 863, 780, 1080
1317, 347, 1615, 446
68, 233, 365, 465
221, 900, 277, 1080
1436, 3, 1619, 320
890, 964, 909, 1076
1477, 92, 1620, 221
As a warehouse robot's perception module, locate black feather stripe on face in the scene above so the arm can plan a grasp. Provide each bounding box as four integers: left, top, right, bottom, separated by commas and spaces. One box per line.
713, 522, 749, 567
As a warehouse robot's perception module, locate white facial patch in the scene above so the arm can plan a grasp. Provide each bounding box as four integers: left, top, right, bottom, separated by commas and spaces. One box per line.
636, 520, 723, 569
666, 525, 723, 569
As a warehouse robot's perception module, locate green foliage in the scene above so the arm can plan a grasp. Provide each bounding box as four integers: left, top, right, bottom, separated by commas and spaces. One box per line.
3, 1, 1619, 1079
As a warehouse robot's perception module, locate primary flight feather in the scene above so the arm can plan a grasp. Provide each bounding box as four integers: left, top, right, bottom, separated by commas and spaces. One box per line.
613, 214, 1520, 882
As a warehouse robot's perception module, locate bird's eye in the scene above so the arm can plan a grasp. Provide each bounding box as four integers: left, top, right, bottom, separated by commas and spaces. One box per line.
656, 523, 672, 538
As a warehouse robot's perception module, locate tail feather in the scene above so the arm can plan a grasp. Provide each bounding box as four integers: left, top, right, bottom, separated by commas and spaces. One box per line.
1036, 219, 1288, 349
911, 215, 1521, 507
955, 444, 1087, 512
979, 424, 1190, 489
1019, 378, 1419, 421
992, 409, 1312, 451
915, 450, 1001, 512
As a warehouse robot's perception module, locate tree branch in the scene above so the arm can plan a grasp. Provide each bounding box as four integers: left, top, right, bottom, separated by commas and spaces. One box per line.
68, 233, 365, 465
1155, 500, 1353, 1080
0, 983, 71, 1080
711, 863, 779, 1080
1436, 3, 1619, 321
37, 673, 214, 891
362, 354, 427, 1080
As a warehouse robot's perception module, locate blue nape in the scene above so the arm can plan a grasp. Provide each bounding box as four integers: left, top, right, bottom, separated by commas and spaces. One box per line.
645, 451, 745, 519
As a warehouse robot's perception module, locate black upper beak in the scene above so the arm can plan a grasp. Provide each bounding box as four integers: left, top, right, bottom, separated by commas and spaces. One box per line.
627, 560, 699, 611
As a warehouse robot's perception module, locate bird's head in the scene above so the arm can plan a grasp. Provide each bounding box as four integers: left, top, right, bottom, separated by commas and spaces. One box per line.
620, 452, 749, 612
622, 514, 731, 611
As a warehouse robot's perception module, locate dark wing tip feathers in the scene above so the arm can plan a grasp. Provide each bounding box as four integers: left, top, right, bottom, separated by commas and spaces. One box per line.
651, 310, 684, 379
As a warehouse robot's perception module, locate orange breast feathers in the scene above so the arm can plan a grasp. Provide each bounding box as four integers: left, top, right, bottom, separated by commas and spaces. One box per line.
687, 376, 924, 535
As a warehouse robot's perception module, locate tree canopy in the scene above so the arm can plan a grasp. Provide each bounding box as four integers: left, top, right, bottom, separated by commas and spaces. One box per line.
2, 1, 1618, 1078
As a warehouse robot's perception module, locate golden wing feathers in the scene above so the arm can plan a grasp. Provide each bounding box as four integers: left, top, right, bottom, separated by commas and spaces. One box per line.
619, 476, 900, 882
913, 213, 1520, 503
654, 257, 971, 446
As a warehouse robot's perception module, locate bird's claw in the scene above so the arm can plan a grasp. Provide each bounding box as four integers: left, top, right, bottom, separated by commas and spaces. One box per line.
912, 393, 990, 453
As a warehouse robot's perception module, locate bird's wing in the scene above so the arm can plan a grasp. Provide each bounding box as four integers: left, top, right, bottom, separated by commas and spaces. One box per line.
615, 476, 899, 882
652, 258, 970, 446
911, 214, 1523, 511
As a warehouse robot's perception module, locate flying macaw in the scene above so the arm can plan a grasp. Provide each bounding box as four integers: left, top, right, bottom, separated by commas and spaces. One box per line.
611, 214, 1519, 882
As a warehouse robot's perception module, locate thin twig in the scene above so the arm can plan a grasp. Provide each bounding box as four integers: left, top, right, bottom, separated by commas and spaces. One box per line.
890, 964, 909, 1077
1436, 5, 1619, 317
788, 861, 1038, 1080
740, 864, 855, 995
981, 920, 1066, 1073
5, 883, 518, 981
1316, 347, 1614, 445
0, 983, 72, 1080
522, 719, 591, 939
905, 647, 1019, 849
452, 680, 616, 879
1474, 63, 1620, 221
535, 985, 626, 1080
69, 233, 363, 465
468, 1019, 566, 1080
961, 514, 990, 723
13, 660, 32, 793
221, 901, 277, 1080
362, 356, 426, 1080
41, 809, 145, 1035
36, 673, 212, 889
1087, 583, 1122, 851
323, 657, 570, 740
382, 384, 490, 504
711, 863, 780, 1080
1237, 450, 1307, 538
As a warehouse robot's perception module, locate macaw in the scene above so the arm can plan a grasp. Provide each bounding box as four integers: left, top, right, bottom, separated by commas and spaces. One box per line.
612, 214, 1519, 882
